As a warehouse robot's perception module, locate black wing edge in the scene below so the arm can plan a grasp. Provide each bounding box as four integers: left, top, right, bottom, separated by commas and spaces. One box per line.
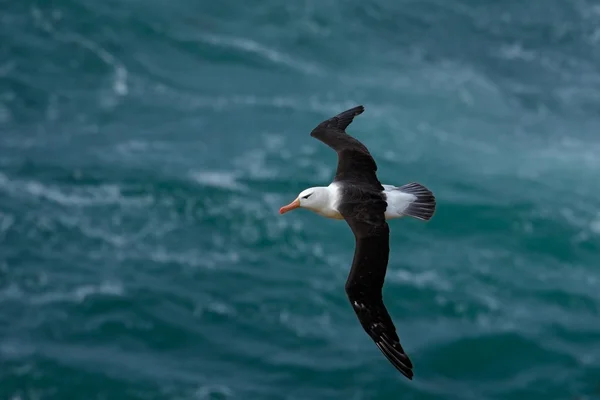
310, 105, 365, 137
346, 286, 414, 380
346, 287, 414, 380
340, 211, 414, 380
327, 105, 365, 132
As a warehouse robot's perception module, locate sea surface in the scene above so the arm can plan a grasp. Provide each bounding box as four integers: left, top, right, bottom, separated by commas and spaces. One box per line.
1, 1, 600, 399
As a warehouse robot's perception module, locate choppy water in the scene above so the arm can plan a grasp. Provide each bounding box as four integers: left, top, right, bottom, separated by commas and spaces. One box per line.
1, 1, 600, 399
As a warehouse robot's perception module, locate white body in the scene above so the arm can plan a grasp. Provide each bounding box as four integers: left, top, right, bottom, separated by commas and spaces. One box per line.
297, 183, 417, 221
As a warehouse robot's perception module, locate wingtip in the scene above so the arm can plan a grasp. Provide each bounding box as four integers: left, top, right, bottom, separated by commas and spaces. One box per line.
374, 341, 415, 380
352, 105, 365, 115
339, 105, 364, 116
394, 362, 414, 380
312, 104, 366, 135
388, 358, 414, 380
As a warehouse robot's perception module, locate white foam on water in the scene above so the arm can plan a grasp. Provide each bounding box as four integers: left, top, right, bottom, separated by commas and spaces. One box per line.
189, 170, 247, 191
497, 42, 537, 62
279, 309, 336, 339
233, 149, 279, 180
590, 214, 600, 235
387, 268, 453, 292
30, 7, 128, 100
202, 301, 237, 317
0, 172, 153, 208
0, 211, 15, 236
0, 281, 124, 305
195, 384, 234, 399
115, 140, 171, 156
196, 33, 321, 76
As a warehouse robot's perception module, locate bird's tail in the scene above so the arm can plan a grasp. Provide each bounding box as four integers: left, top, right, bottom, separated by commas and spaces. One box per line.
398, 182, 436, 221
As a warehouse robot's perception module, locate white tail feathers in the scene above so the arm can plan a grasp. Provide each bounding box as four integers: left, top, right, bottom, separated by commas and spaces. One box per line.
398, 182, 436, 221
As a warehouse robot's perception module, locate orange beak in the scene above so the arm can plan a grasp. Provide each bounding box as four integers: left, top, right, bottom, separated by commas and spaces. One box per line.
279, 198, 300, 214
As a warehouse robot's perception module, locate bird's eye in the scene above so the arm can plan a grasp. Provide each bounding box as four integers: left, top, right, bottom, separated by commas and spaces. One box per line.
302, 193, 312, 199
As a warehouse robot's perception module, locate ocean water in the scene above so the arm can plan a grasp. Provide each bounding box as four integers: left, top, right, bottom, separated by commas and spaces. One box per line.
1, 0, 600, 399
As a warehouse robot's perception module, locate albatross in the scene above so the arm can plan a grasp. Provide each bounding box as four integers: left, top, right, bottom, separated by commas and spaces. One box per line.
278, 105, 436, 380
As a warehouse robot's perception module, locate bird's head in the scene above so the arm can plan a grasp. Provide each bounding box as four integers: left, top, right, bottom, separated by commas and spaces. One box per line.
279, 187, 328, 215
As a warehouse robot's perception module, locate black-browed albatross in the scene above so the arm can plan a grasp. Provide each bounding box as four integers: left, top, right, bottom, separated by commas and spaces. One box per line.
279, 105, 436, 380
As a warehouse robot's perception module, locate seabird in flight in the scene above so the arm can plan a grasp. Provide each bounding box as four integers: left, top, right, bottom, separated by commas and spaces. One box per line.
279, 105, 436, 380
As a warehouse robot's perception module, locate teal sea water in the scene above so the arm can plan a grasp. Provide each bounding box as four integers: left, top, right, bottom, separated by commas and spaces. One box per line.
2, 1, 600, 399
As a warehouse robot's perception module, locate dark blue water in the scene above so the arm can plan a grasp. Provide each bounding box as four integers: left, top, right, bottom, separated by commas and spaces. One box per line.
2, 1, 600, 399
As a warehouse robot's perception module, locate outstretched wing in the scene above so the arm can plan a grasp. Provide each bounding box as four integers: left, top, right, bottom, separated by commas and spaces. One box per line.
339, 196, 414, 380
309, 105, 381, 186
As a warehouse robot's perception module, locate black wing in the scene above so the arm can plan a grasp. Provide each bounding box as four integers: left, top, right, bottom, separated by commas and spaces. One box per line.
310, 105, 381, 187
339, 196, 414, 380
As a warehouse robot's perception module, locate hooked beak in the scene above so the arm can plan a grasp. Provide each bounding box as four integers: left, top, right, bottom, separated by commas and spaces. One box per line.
279, 198, 300, 214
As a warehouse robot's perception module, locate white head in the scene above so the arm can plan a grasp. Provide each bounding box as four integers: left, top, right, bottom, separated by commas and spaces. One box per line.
279, 187, 330, 215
